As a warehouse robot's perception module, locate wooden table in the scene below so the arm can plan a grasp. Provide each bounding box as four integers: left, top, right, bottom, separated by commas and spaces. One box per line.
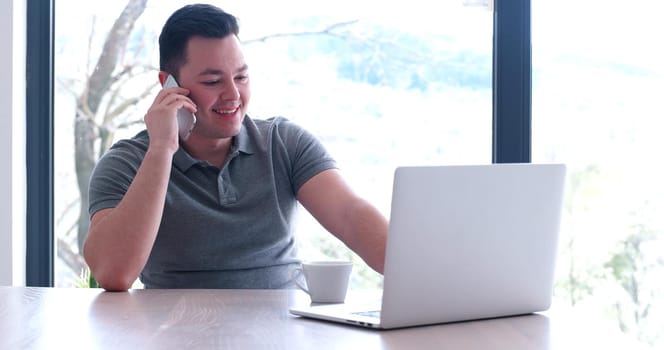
0, 287, 638, 349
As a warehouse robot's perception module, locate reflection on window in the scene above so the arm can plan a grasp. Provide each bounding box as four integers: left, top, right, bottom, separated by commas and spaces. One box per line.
54, 1, 492, 289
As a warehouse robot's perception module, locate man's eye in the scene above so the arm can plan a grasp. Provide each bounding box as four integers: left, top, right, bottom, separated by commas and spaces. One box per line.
202, 80, 219, 86
236, 75, 249, 82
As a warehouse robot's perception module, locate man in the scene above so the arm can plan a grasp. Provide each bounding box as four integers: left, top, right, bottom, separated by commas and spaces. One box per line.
83, 3, 388, 291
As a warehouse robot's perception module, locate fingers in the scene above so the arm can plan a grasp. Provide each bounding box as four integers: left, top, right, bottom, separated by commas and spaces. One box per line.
157, 86, 189, 104
162, 93, 197, 112
156, 88, 197, 114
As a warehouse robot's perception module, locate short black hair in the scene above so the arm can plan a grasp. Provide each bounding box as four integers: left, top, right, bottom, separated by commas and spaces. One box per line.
159, 4, 240, 77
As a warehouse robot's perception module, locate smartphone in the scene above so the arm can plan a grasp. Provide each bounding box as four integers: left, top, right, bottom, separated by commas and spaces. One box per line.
163, 74, 197, 140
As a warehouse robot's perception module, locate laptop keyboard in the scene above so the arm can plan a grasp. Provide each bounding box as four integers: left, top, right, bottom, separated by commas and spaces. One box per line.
352, 310, 381, 318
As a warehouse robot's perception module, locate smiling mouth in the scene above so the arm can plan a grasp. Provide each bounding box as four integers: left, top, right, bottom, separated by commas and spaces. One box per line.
212, 105, 240, 115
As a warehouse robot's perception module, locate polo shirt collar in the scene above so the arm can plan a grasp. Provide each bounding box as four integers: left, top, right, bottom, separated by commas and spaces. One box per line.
172, 116, 256, 172
234, 116, 256, 155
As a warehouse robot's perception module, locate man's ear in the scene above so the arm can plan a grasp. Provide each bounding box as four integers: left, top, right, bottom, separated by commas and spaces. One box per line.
158, 71, 169, 87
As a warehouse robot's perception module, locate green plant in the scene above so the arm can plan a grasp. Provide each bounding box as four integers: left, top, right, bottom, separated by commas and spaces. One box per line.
74, 266, 100, 288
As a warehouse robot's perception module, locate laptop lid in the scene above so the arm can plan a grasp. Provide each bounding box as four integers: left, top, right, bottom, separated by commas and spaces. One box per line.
379, 163, 566, 328
291, 163, 566, 329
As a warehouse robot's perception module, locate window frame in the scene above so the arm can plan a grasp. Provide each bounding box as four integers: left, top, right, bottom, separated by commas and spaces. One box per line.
26, 0, 54, 286
25, 0, 532, 286
493, 0, 532, 163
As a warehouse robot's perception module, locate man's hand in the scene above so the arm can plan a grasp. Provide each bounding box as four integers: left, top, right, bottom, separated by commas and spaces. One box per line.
145, 83, 197, 154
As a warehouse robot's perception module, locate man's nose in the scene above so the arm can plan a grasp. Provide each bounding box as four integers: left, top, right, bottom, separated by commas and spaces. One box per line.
222, 81, 240, 100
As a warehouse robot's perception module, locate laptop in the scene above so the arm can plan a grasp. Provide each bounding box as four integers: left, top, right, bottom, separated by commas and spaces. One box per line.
290, 163, 566, 329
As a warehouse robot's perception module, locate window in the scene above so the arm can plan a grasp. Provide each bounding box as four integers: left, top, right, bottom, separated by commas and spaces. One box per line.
29, 0, 663, 347
50, 0, 493, 289
533, 0, 664, 347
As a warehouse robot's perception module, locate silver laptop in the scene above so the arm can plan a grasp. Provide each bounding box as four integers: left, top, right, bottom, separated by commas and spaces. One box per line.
290, 163, 566, 329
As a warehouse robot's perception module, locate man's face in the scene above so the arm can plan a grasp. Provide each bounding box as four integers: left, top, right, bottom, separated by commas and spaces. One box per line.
177, 35, 251, 140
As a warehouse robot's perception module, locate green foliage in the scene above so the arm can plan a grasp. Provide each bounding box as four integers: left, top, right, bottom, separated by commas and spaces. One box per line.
555, 238, 599, 306
604, 223, 662, 344
605, 224, 655, 304
74, 267, 100, 288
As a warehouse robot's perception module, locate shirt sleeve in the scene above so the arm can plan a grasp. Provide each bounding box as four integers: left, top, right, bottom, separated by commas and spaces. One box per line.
273, 118, 338, 193
87, 138, 146, 219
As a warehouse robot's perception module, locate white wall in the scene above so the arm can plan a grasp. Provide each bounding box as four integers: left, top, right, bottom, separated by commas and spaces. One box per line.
0, 0, 26, 286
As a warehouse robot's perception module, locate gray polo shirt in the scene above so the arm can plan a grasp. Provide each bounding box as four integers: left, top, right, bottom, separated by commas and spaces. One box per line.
88, 116, 337, 289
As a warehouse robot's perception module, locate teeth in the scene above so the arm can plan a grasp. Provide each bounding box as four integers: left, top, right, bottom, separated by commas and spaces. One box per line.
214, 106, 239, 114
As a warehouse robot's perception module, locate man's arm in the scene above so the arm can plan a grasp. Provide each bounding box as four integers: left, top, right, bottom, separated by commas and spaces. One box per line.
84, 147, 175, 291
83, 82, 195, 291
296, 169, 388, 273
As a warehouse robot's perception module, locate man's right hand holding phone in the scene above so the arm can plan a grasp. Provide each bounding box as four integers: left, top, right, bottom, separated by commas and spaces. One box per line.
144, 73, 198, 154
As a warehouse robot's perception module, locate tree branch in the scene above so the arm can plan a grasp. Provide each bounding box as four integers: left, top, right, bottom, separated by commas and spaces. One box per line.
243, 20, 359, 44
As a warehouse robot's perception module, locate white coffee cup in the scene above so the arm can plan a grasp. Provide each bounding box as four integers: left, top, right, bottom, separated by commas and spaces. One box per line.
291, 261, 353, 303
